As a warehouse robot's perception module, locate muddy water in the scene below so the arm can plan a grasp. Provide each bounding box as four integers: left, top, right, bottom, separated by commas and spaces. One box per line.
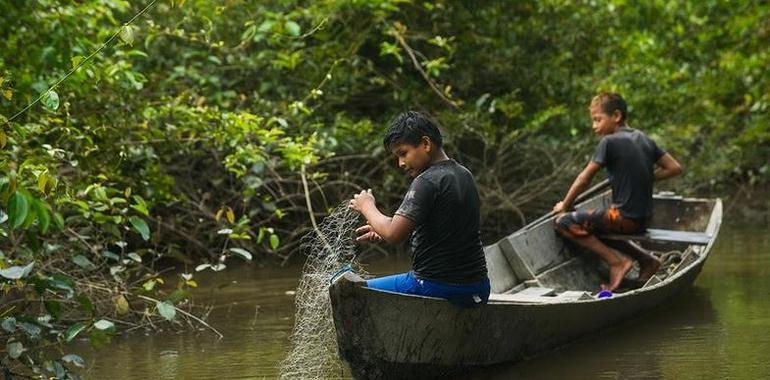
75, 220, 770, 379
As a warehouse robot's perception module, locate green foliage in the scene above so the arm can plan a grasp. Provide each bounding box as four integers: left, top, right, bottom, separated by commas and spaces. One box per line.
0, 0, 768, 376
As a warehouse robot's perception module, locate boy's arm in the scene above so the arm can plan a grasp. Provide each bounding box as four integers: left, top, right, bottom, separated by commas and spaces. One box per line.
554, 161, 602, 212
350, 189, 415, 244
654, 153, 683, 181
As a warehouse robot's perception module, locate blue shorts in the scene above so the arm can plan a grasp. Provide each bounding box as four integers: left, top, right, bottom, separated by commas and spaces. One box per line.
366, 271, 490, 308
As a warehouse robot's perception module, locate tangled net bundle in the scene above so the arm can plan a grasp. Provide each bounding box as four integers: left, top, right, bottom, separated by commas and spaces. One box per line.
279, 204, 367, 379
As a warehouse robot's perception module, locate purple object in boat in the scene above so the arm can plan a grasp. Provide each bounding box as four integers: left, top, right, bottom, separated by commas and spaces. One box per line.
597, 290, 613, 298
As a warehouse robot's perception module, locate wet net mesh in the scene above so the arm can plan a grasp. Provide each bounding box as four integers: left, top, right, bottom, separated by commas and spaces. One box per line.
279, 203, 367, 379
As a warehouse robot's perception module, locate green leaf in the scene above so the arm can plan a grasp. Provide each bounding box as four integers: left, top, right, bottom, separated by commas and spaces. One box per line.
7, 341, 24, 359
65, 322, 86, 342
45, 300, 62, 319
229, 247, 253, 261
284, 20, 301, 37
71, 55, 84, 68
2, 317, 17, 332
129, 216, 150, 241
62, 354, 85, 368
119, 25, 135, 46
8, 191, 29, 229
93, 319, 114, 330
127, 252, 142, 263
156, 301, 176, 321
142, 279, 156, 291
72, 254, 96, 269
77, 294, 94, 314
89, 329, 111, 348
32, 199, 50, 233
269, 233, 280, 250
53, 212, 65, 229
0, 262, 34, 279
41, 90, 60, 111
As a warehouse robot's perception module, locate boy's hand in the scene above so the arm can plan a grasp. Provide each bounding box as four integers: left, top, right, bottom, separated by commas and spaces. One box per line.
553, 201, 567, 214
354, 224, 383, 243
349, 189, 375, 213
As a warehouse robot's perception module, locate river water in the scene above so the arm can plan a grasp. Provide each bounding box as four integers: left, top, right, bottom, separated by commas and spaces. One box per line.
74, 219, 770, 379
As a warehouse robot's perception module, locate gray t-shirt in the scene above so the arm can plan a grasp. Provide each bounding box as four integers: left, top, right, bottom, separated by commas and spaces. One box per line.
592, 127, 665, 219
395, 159, 488, 284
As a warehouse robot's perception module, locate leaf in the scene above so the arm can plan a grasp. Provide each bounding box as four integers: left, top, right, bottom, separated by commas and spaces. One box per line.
41, 90, 60, 111
77, 294, 94, 313
89, 329, 111, 348
284, 20, 301, 37
119, 25, 135, 46
115, 295, 130, 314
72, 254, 96, 269
1, 89, 11, 101
156, 301, 176, 321
32, 199, 50, 233
142, 279, 156, 291
62, 354, 85, 368
8, 191, 29, 229
71, 55, 84, 68
7, 341, 24, 359
269, 234, 280, 250
217, 228, 233, 235
65, 322, 86, 342
226, 207, 235, 224
2, 317, 16, 332
0, 130, 6, 148
19, 322, 41, 338
93, 319, 114, 330
127, 252, 142, 263
37, 172, 49, 193
229, 247, 253, 261
53, 212, 65, 229
129, 216, 150, 241
0, 262, 34, 279
45, 300, 62, 319
210, 263, 226, 272
194, 264, 210, 272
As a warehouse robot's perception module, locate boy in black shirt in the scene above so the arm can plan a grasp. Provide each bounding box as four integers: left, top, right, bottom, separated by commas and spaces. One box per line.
349, 111, 490, 308
553, 92, 683, 291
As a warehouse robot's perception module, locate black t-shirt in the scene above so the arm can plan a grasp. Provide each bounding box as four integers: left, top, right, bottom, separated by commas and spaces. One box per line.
592, 127, 665, 219
395, 159, 488, 284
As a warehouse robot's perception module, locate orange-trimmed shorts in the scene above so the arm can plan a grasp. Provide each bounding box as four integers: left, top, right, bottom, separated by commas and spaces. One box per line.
554, 206, 647, 239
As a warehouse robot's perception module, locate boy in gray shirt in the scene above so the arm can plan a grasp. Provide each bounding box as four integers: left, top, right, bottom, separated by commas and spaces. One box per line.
553, 92, 683, 291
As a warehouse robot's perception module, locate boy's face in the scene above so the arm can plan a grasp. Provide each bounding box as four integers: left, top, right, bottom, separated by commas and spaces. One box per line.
590, 104, 622, 136
390, 137, 432, 178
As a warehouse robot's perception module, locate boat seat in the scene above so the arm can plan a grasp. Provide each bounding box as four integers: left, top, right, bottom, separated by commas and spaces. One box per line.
488, 288, 593, 303
599, 228, 712, 246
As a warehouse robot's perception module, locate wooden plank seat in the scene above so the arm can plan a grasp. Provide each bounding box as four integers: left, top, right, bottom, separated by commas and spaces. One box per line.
489, 287, 593, 303
599, 228, 712, 245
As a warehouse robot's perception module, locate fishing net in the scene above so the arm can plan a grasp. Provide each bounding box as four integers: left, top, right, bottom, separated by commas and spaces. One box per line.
279, 203, 367, 379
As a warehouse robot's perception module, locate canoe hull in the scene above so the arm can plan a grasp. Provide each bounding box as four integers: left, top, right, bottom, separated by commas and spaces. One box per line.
330, 196, 721, 379
330, 258, 705, 380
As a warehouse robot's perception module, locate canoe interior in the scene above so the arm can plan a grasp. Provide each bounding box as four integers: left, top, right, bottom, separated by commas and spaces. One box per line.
485, 191, 720, 297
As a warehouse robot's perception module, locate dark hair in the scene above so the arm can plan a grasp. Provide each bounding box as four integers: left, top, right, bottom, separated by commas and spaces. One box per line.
382, 111, 443, 150
591, 92, 628, 123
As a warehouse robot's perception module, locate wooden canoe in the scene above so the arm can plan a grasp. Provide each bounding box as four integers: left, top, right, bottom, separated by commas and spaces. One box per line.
329, 191, 722, 379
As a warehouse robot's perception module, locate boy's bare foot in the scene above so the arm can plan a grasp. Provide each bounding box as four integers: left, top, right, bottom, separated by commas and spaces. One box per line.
601, 257, 634, 291
638, 256, 662, 282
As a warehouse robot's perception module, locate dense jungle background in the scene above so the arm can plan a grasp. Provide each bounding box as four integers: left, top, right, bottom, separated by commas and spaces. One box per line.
1, 0, 768, 377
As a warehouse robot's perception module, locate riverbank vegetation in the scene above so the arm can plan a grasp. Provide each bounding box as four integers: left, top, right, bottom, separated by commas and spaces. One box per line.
1, 0, 768, 377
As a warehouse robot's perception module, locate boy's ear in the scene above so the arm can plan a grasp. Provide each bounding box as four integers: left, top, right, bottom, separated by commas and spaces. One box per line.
612, 110, 623, 124
420, 136, 432, 151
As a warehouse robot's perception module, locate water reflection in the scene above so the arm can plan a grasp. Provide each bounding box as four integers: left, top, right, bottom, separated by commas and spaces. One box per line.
464, 287, 720, 380
74, 221, 770, 379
